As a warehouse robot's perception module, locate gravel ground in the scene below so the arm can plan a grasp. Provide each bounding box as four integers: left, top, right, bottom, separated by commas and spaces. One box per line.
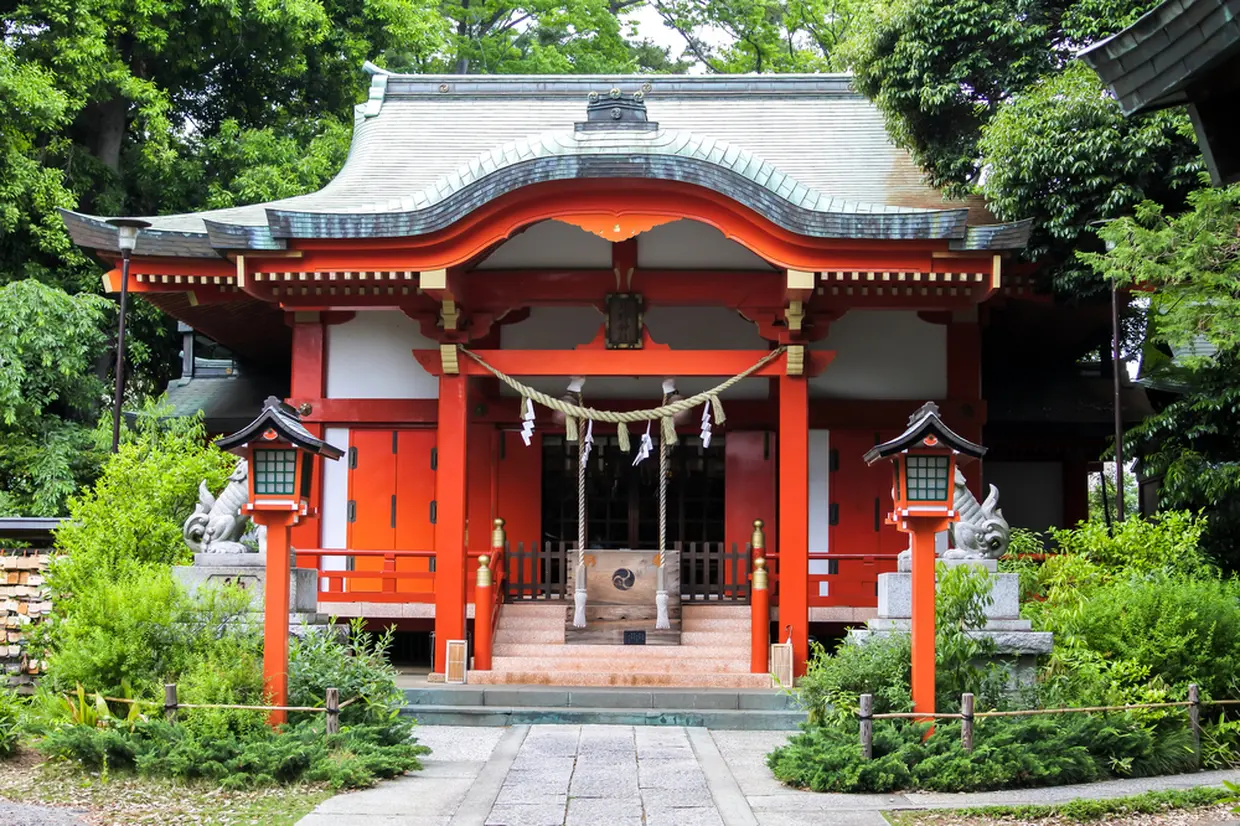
0, 800, 90, 826
892, 804, 1240, 825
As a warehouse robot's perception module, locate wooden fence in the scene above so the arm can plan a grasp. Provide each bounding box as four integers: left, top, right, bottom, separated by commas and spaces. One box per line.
858, 684, 1239, 765
98, 685, 356, 738
503, 540, 752, 603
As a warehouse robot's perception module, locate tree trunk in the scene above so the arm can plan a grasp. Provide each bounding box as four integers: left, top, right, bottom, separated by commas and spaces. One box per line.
91, 97, 128, 173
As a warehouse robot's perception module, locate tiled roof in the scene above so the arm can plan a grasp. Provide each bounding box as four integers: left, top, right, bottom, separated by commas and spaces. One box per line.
1080, 0, 1240, 115
62, 71, 1031, 253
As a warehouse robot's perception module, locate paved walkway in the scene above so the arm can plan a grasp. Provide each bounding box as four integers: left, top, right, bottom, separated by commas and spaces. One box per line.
296, 725, 1240, 826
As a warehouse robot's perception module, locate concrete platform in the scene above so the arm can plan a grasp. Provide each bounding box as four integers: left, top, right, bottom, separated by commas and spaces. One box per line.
401, 685, 804, 730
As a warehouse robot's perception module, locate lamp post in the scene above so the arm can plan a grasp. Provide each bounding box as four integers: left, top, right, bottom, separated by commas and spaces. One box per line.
104, 218, 151, 453
215, 397, 343, 726
864, 402, 986, 721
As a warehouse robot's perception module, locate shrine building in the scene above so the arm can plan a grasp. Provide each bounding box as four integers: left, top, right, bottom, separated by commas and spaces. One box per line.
62, 71, 1121, 684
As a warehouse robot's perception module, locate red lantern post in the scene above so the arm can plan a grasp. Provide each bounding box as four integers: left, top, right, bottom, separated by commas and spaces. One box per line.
216, 397, 344, 726
864, 403, 985, 721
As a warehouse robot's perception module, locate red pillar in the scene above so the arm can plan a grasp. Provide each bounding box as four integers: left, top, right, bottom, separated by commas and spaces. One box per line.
434, 374, 469, 674
289, 316, 325, 551
256, 511, 296, 726
908, 520, 939, 720
778, 374, 809, 675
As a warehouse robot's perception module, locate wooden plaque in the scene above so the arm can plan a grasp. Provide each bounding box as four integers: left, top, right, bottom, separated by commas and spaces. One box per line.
769, 642, 793, 688
446, 639, 468, 684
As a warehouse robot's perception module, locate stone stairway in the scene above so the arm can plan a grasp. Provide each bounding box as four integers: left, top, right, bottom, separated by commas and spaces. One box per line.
468, 602, 771, 688
402, 684, 803, 729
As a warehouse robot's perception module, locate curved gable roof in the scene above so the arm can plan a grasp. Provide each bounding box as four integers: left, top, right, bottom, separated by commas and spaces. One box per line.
62, 71, 1031, 256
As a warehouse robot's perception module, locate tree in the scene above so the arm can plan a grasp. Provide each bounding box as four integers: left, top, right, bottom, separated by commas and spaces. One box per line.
650, 0, 859, 72
1083, 185, 1240, 568
838, 0, 1202, 292
0, 281, 111, 515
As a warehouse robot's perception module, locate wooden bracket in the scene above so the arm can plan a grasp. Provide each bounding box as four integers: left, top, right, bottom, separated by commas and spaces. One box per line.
786, 345, 805, 376
440, 343, 460, 375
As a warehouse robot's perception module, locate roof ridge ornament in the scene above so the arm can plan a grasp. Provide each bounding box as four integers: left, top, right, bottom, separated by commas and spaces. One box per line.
580, 87, 655, 131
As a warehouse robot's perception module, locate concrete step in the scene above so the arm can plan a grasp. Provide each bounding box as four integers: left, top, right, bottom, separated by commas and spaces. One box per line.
466, 669, 773, 688
402, 704, 802, 730
488, 655, 753, 674
679, 616, 750, 631
405, 685, 795, 710
494, 628, 565, 644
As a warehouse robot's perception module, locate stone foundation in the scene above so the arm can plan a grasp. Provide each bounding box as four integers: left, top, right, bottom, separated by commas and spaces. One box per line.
173, 553, 326, 628
850, 558, 1052, 685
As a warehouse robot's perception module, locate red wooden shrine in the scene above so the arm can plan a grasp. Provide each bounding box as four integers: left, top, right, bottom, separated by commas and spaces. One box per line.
62, 73, 1095, 683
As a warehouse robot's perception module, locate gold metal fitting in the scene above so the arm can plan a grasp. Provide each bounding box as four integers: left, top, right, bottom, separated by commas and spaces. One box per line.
753, 556, 768, 590
751, 519, 765, 552
491, 517, 506, 550
477, 554, 492, 588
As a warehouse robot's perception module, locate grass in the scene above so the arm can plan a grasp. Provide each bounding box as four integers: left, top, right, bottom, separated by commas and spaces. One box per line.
885, 787, 1237, 824
0, 746, 336, 825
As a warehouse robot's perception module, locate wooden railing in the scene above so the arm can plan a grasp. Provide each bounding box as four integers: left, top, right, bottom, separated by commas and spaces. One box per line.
808, 553, 900, 608
296, 549, 435, 603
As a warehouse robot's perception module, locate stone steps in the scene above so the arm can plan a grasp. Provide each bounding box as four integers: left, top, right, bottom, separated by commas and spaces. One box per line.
399, 685, 802, 729
488, 655, 755, 674
492, 642, 749, 658
466, 669, 773, 688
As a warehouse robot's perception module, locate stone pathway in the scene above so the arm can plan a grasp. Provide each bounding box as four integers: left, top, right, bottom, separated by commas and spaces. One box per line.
295, 725, 1240, 826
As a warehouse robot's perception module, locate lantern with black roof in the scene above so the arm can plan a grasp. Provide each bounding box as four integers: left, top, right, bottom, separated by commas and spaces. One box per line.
216, 396, 344, 725
864, 402, 986, 723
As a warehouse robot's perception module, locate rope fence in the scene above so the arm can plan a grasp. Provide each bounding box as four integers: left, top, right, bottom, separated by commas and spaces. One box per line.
858, 684, 1223, 765
91, 685, 358, 737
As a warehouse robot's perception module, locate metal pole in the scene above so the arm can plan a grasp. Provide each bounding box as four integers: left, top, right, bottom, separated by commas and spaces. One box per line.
1111, 281, 1125, 522
111, 248, 132, 453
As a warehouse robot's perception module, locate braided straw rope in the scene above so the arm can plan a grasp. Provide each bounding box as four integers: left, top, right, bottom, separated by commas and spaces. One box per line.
459, 346, 787, 428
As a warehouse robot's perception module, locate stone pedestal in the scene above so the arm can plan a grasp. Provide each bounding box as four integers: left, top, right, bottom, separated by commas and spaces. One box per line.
174, 553, 323, 625
850, 559, 1052, 685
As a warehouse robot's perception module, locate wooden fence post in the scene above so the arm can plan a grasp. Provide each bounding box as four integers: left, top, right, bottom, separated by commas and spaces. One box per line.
961, 693, 974, 752
164, 683, 178, 724
326, 687, 340, 736
1188, 683, 1201, 766
859, 693, 873, 760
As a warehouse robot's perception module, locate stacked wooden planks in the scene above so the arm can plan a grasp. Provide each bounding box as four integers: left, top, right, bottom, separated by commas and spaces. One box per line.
2, 549, 51, 694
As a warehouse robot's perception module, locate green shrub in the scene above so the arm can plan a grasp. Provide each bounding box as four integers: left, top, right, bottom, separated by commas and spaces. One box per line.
797, 564, 1008, 724
0, 686, 22, 757
768, 712, 1195, 793
289, 619, 406, 728
41, 718, 429, 791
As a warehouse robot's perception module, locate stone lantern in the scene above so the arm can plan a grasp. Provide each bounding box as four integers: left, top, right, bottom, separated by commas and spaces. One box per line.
216, 397, 343, 725
863, 402, 984, 720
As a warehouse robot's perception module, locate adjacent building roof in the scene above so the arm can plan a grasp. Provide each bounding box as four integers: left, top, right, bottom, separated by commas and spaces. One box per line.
62, 71, 1031, 256
1080, 0, 1240, 185
863, 401, 987, 465
216, 396, 345, 459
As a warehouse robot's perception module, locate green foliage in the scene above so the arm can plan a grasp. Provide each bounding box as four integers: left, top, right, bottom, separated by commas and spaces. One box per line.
936, 785, 1233, 820
0, 280, 111, 515
51, 405, 234, 596
768, 712, 1195, 793
289, 619, 407, 728
797, 564, 1006, 725
840, 0, 1201, 292
41, 717, 428, 791
0, 687, 23, 757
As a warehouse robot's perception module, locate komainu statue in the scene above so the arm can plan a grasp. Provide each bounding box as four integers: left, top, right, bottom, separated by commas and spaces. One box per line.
184, 459, 253, 554
898, 468, 1010, 570
945, 468, 1010, 560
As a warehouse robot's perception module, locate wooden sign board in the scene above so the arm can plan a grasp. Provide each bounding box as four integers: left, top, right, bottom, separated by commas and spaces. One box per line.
585, 550, 663, 606
770, 642, 793, 688
445, 639, 468, 684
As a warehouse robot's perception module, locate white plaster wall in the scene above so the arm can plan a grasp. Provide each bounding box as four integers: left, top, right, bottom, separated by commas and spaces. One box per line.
637, 220, 775, 270
499, 306, 769, 399
319, 427, 350, 587
326, 311, 439, 399
475, 220, 612, 269
983, 461, 1065, 531
808, 430, 830, 555
809, 310, 947, 399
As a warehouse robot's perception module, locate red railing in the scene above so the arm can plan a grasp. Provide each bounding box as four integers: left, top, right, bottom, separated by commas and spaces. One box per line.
807, 553, 900, 607
296, 549, 436, 603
